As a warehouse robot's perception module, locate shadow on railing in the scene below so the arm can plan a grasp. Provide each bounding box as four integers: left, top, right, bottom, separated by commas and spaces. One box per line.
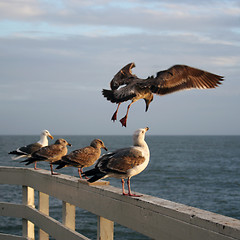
0, 166, 240, 240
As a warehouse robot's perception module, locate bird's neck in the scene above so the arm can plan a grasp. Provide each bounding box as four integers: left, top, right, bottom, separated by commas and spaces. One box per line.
38, 135, 48, 147
134, 138, 148, 149
134, 139, 150, 159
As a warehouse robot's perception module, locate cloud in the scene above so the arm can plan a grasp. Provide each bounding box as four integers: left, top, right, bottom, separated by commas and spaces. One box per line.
1, 0, 239, 30
0, 0, 239, 134
0, 0, 44, 19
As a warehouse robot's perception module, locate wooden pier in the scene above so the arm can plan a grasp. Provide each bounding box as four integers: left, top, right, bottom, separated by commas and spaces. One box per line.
0, 167, 240, 240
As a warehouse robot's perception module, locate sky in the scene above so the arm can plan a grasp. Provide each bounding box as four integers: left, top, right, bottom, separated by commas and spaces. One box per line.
0, 0, 239, 135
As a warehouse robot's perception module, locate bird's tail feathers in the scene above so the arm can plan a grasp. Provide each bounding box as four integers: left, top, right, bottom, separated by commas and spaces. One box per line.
11, 155, 27, 160
54, 161, 67, 169
87, 173, 106, 183
8, 150, 26, 156
83, 168, 106, 183
102, 89, 118, 103
82, 168, 98, 177
102, 89, 136, 103
9, 150, 19, 155
20, 158, 36, 165
21, 157, 44, 165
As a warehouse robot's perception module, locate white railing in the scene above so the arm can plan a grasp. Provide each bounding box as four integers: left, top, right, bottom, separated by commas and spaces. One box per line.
0, 166, 240, 240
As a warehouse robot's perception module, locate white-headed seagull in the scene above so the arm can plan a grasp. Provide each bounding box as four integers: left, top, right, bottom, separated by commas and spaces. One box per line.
83, 127, 150, 197
8, 130, 54, 170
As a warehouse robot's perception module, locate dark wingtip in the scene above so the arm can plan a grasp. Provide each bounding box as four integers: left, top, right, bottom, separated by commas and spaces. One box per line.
87, 174, 105, 183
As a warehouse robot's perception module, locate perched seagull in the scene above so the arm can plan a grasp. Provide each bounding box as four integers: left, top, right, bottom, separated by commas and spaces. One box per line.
102, 63, 224, 127
8, 130, 54, 170
21, 138, 71, 175
54, 139, 108, 179
83, 127, 150, 197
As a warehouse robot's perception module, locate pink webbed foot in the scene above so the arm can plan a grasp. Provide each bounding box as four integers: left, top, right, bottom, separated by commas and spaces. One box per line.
51, 172, 60, 175
119, 116, 127, 127
128, 193, 142, 197
111, 111, 118, 122
122, 192, 142, 197
123, 178, 142, 197
34, 162, 41, 170
51, 165, 60, 175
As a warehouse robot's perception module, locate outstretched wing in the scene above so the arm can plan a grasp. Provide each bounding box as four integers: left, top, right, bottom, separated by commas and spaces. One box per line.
148, 65, 224, 95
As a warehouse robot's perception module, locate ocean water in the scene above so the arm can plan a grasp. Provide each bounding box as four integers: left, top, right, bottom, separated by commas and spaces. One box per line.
0, 135, 240, 239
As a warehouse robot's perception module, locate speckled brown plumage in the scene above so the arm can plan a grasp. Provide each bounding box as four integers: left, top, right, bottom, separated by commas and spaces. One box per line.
54, 139, 107, 179
21, 138, 71, 175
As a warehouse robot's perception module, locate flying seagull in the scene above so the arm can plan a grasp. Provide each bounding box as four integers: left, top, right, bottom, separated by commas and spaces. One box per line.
102, 63, 224, 127
21, 138, 71, 175
54, 139, 108, 179
8, 129, 54, 170
83, 127, 150, 197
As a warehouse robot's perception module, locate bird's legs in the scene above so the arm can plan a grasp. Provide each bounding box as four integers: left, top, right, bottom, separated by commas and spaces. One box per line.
50, 164, 59, 175
120, 102, 133, 127
82, 168, 89, 179
111, 103, 121, 121
34, 162, 40, 170
121, 179, 127, 195
78, 168, 83, 179
78, 168, 89, 179
122, 178, 142, 197
127, 177, 142, 197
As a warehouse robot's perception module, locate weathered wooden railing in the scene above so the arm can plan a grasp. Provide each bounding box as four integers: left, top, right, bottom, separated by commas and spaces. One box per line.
0, 167, 240, 240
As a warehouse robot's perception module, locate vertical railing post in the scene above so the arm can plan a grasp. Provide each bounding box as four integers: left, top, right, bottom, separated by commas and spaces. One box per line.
62, 201, 76, 231
22, 186, 35, 240
38, 192, 49, 240
97, 216, 114, 240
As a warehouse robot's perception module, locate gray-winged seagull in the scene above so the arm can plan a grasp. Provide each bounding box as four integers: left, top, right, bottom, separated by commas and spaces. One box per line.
83, 127, 150, 197
54, 139, 108, 179
8, 129, 54, 170
102, 63, 224, 127
21, 138, 71, 175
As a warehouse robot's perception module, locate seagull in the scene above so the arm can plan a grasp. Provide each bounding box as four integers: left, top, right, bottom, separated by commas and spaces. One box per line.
102, 63, 224, 127
21, 138, 71, 175
83, 127, 150, 197
54, 139, 108, 179
8, 129, 54, 170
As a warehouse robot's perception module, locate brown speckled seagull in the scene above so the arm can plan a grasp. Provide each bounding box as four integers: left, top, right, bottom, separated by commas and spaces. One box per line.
54, 139, 108, 179
102, 63, 224, 127
83, 127, 149, 197
21, 138, 71, 175
8, 129, 54, 170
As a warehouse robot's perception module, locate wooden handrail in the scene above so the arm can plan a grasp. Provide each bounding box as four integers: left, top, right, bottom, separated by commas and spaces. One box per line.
1, 167, 240, 240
